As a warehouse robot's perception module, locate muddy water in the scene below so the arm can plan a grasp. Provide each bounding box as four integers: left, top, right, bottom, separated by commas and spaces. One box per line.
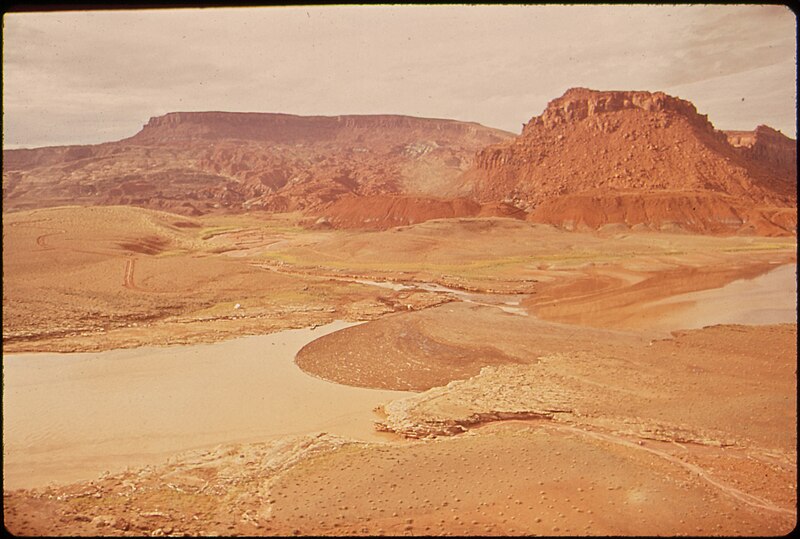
2, 321, 410, 489
651, 263, 797, 330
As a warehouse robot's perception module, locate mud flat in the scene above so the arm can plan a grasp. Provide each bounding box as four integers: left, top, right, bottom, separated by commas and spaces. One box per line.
2, 321, 409, 490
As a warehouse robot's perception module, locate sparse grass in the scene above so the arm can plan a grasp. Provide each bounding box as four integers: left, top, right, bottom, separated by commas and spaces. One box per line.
722, 243, 796, 253
153, 248, 194, 258
184, 284, 360, 319
257, 249, 664, 275
257, 251, 304, 265
185, 301, 247, 319
198, 226, 243, 240
247, 228, 797, 282
259, 223, 310, 234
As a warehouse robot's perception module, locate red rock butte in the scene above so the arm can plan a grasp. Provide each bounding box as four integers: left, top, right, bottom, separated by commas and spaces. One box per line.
463, 88, 796, 235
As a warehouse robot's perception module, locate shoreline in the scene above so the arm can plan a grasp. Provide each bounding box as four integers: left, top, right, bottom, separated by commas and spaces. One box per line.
2, 320, 411, 490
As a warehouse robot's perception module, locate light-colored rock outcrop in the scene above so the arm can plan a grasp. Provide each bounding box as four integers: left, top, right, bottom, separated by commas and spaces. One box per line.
376, 353, 741, 447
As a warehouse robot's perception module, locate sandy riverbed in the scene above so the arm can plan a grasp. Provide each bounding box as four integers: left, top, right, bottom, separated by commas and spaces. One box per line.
4, 264, 795, 490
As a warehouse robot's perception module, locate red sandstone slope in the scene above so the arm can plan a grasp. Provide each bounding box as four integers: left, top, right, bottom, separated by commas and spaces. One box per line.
3, 113, 513, 216
462, 88, 796, 234
313, 195, 526, 229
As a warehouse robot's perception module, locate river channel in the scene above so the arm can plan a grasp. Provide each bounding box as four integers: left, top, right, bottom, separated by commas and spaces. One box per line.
2, 321, 409, 489
3, 264, 796, 490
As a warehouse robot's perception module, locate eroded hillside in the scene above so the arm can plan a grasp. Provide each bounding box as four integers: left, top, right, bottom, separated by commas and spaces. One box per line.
461, 88, 796, 234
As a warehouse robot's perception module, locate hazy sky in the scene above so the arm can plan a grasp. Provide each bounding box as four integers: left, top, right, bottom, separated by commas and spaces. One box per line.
3, 4, 797, 148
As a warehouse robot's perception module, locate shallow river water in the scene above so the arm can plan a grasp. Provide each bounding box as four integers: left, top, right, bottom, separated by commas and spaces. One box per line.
3, 263, 796, 490
2, 321, 409, 489
649, 263, 797, 330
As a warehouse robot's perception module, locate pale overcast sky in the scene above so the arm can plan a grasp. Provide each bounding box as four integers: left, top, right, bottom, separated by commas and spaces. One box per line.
2, 4, 797, 148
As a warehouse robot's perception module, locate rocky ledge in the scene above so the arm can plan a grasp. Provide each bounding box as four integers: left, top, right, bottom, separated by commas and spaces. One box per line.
375, 355, 739, 447
523, 87, 709, 131
130, 112, 506, 142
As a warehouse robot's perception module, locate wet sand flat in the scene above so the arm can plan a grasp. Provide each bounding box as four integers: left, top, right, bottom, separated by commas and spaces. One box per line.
295, 263, 798, 392
2, 321, 410, 490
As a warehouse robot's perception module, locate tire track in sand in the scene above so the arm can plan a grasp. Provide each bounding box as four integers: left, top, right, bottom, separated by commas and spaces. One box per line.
35, 230, 66, 249
557, 425, 795, 516
123, 257, 138, 290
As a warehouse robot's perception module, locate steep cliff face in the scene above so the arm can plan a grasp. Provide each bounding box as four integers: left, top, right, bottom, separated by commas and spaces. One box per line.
129, 112, 500, 144
463, 88, 796, 234
3, 112, 513, 216
725, 125, 797, 180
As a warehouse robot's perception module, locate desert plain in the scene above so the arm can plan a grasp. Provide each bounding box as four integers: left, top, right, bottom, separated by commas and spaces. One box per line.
2, 88, 798, 536
3, 205, 797, 537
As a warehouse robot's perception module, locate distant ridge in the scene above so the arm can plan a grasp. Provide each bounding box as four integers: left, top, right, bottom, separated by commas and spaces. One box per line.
2, 91, 796, 235
129, 111, 507, 143
3, 112, 513, 217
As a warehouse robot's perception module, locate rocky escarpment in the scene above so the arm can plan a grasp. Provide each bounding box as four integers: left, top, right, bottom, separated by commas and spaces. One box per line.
3, 112, 513, 218
463, 88, 797, 235
130, 112, 498, 143
522, 88, 709, 132
725, 125, 797, 180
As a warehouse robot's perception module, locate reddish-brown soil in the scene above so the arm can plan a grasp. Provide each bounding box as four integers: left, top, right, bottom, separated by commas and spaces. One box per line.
4, 209, 796, 539
1, 207, 453, 353
311, 194, 526, 229
5, 319, 796, 536
5, 415, 795, 537
528, 190, 796, 235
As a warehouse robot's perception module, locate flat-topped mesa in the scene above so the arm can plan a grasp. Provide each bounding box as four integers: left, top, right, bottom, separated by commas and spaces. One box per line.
523, 88, 711, 133
130, 111, 501, 143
